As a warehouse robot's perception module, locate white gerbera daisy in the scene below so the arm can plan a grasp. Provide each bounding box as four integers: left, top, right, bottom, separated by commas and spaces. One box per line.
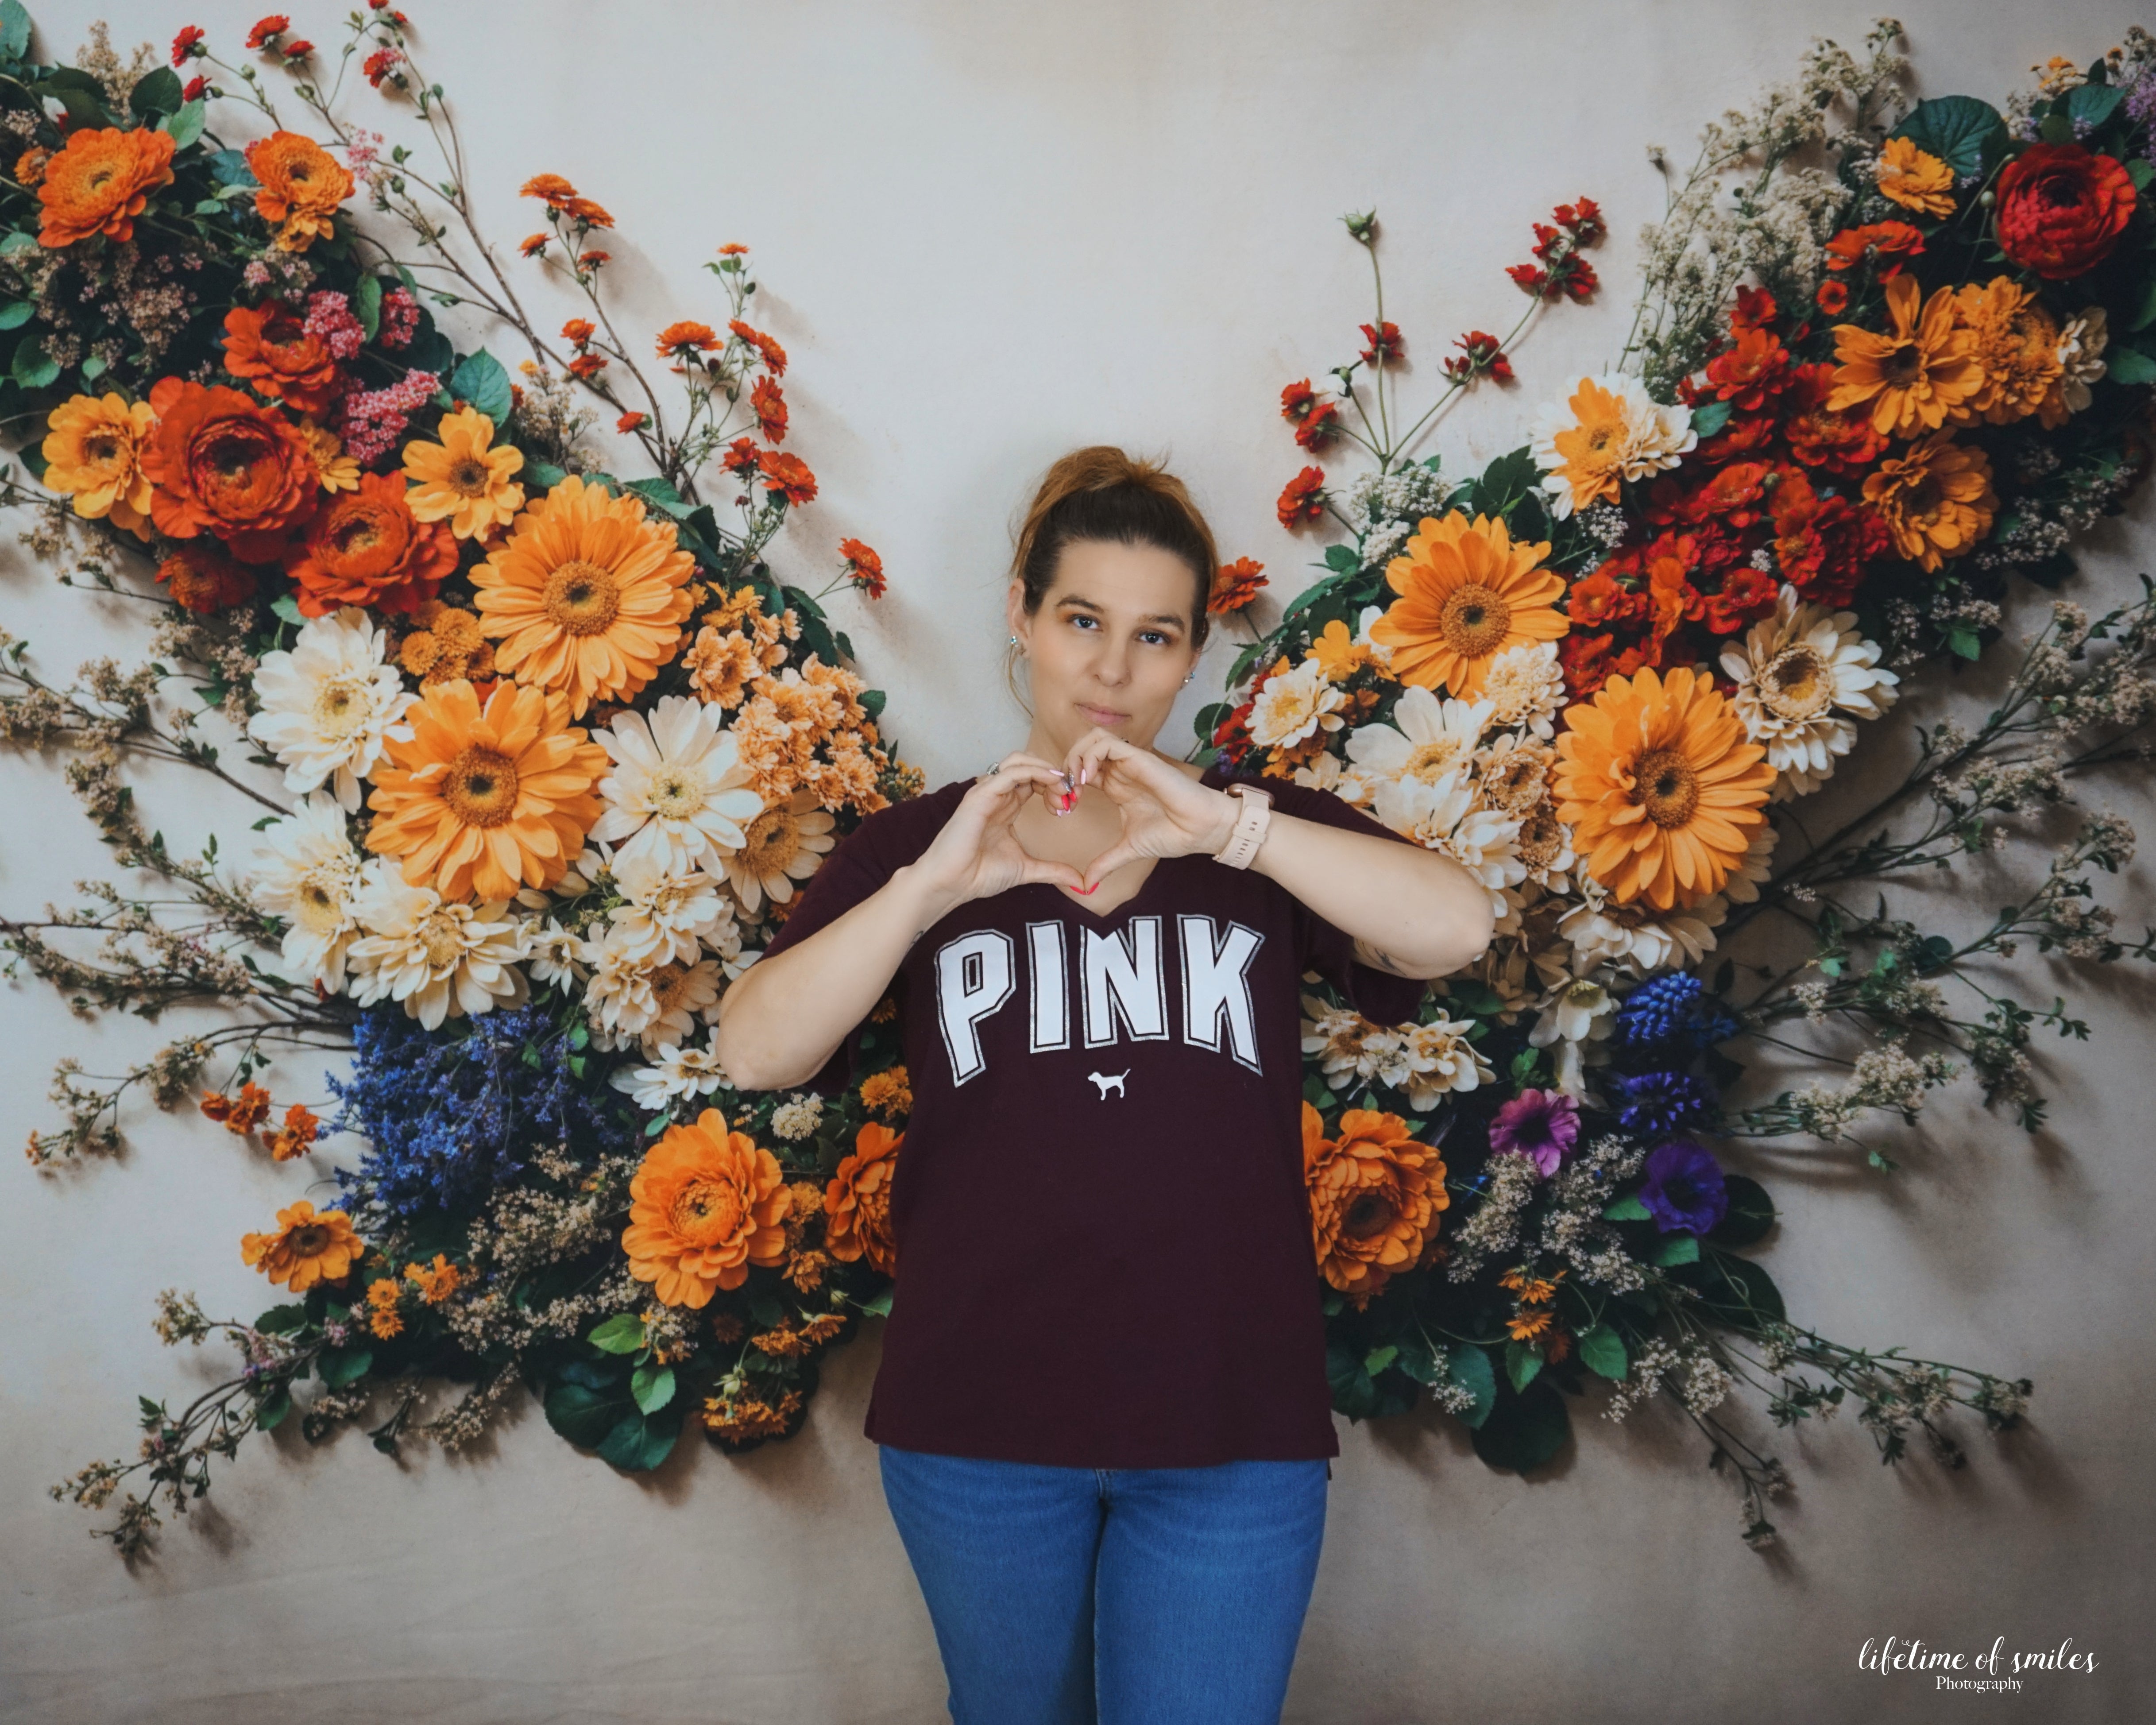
1721, 585, 1899, 799
1347, 686, 1492, 798
1557, 878, 1719, 976
247, 791, 364, 988
246, 607, 415, 812
345, 860, 529, 1030
522, 916, 592, 989
723, 789, 835, 916
588, 695, 765, 874
1248, 656, 1346, 750
582, 918, 723, 1051
609, 1037, 732, 1111
1479, 641, 1567, 739
606, 849, 737, 966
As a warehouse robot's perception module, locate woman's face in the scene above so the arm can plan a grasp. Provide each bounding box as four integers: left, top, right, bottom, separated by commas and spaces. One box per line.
1008, 538, 1202, 755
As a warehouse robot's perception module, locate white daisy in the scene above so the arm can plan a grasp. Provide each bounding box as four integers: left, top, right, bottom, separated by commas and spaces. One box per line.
1247, 656, 1346, 750
588, 695, 765, 875
345, 860, 529, 1030
1478, 641, 1566, 739
1722, 585, 1899, 799
1347, 685, 1492, 799
606, 849, 737, 966
1300, 994, 1405, 1088
582, 918, 723, 1052
522, 915, 592, 989
609, 1036, 732, 1111
246, 607, 415, 812
723, 789, 835, 916
1392, 1014, 1493, 1110
1557, 878, 1719, 976
1526, 975, 1617, 1096
246, 791, 364, 988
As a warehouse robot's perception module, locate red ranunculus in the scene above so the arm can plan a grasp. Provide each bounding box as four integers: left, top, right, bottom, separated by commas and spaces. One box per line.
141, 379, 318, 560
1994, 143, 2137, 280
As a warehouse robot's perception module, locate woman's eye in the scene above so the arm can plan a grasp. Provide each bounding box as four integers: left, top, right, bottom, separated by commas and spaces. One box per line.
1140, 630, 1169, 646
1070, 613, 1098, 631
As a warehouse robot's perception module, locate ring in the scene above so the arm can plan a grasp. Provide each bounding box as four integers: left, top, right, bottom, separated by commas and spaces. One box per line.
985, 758, 1001, 775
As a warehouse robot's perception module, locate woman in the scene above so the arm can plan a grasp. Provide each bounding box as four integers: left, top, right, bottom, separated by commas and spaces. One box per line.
716, 446, 1493, 1724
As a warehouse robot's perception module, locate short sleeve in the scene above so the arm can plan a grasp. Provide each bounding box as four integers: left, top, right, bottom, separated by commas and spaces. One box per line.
1245, 775, 1434, 1027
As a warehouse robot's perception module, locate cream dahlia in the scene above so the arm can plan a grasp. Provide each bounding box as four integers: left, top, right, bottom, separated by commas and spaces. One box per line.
345, 860, 530, 1029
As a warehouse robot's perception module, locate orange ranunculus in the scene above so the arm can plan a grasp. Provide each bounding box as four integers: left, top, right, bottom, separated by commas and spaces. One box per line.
622, 1110, 793, 1308
222, 301, 344, 416
364, 677, 607, 902
1826, 271, 1982, 438
1861, 432, 1996, 573
825, 1122, 900, 1276
1553, 664, 1775, 911
1949, 277, 2063, 428
244, 130, 355, 252
285, 471, 457, 617
1369, 510, 1568, 697
139, 379, 319, 559
240, 1199, 363, 1292
41, 392, 158, 535
1874, 135, 1957, 218
158, 543, 258, 613
1303, 1103, 1445, 1304
35, 125, 175, 247
470, 473, 695, 719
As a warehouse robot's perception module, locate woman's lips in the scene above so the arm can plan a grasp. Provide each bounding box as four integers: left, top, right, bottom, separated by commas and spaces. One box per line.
1078, 703, 1130, 727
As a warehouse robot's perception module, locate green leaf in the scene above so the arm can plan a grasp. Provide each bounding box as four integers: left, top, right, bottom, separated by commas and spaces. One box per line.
587, 1311, 647, 1354
447, 349, 513, 423
1362, 1343, 1399, 1379
1650, 1231, 1701, 1267
598, 1408, 680, 1472
354, 274, 383, 343
524, 458, 569, 491
1325, 1338, 1380, 1420
1689, 398, 1732, 438
80, 353, 106, 382
854, 1285, 893, 1317
1503, 1338, 1543, 1392
2129, 277, 2156, 335
10, 332, 58, 390
1323, 543, 1360, 574
1706, 1174, 1777, 1249
625, 475, 694, 519
1576, 1322, 1629, 1382
270, 593, 304, 626
0, 0, 31, 61
2106, 345, 2156, 386
544, 1377, 630, 1449
130, 66, 183, 119
1676, 1250, 1788, 1327
206, 148, 258, 188
1391, 1334, 1445, 1387
1600, 1191, 1651, 1222
2064, 82, 2125, 130
1445, 1343, 1497, 1430
1947, 624, 1983, 661
319, 1347, 373, 1388
162, 97, 205, 150
2130, 158, 2156, 193
0, 299, 36, 331
255, 1386, 293, 1432
1469, 1379, 1569, 1473
41, 69, 112, 129
1893, 95, 2005, 177
630, 1362, 676, 1414
255, 1303, 309, 1334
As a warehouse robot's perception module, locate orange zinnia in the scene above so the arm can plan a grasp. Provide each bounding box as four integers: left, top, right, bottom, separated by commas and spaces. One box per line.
825, 1122, 900, 1276
622, 1109, 792, 1307
364, 677, 608, 902
285, 471, 457, 617
1303, 1104, 1445, 1304
1554, 665, 1775, 911
140, 379, 319, 558
1874, 136, 1957, 218
655, 320, 719, 357
471, 473, 695, 717
240, 1199, 363, 1292
1368, 511, 1568, 696
244, 130, 354, 252
158, 543, 257, 614
1949, 277, 2063, 428
222, 300, 344, 416
41, 392, 158, 535
1861, 432, 1996, 573
1825, 271, 1982, 438
35, 125, 175, 247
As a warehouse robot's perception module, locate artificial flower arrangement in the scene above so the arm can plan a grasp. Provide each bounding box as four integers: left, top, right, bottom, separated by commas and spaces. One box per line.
4, 6, 2154, 1558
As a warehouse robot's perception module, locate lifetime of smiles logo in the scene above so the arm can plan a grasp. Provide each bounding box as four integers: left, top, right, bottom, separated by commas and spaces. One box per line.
1858, 1636, 2100, 1694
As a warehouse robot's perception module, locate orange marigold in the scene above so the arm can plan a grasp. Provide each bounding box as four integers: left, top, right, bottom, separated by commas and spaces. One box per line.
284, 471, 456, 617
622, 1109, 792, 1307
1826, 271, 1982, 438
757, 450, 817, 506
1949, 277, 2063, 428
1368, 511, 1568, 696
1874, 135, 1957, 218
244, 130, 355, 252
222, 300, 344, 417
41, 392, 158, 535
1861, 432, 1997, 573
728, 318, 786, 375
1553, 665, 1776, 911
140, 379, 319, 559
241, 1199, 363, 1292
35, 126, 175, 247
826, 1121, 900, 1276
1302, 1104, 1446, 1304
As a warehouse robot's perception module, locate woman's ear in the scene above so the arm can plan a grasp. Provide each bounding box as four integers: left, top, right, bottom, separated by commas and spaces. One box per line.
1004, 577, 1030, 649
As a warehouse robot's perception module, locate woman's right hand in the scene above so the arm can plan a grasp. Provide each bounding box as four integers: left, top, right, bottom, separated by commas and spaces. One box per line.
907, 752, 1088, 912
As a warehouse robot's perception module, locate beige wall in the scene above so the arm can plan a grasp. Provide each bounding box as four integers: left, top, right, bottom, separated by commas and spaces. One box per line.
4, 2, 2152, 1720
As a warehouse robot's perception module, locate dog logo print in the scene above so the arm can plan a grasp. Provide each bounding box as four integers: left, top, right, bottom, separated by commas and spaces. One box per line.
1088, 1070, 1129, 1099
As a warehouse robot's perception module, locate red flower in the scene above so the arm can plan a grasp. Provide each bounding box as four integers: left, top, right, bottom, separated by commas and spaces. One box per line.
616, 411, 647, 433
245, 14, 290, 48
1692, 410, 1777, 464
1279, 378, 1321, 422
171, 24, 206, 64
1553, 196, 1604, 242
1703, 326, 1791, 411
1507, 263, 1549, 297
1994, 143, 2137, 280
717, 242, 750, 257
284, 471, 455, 617
1558, 631, 1617, 698
1564, 567, 1642, 629
839, 538, 886, 599
757, 450, 817, 506
1824, 221, 1925, 275
721, 437, 761, 477
364, 47, 403, 87
282, 39, 313, 58
1703, 566, 1779, 634
1275, 467, 1325, 528
1780, 363, 1883, 476
1729, 286, 1779, 333
222, 300, 344, 418
1443, 330, 1513, 383
1210, 695, 1256, 766
729, 319, 787, 376
751, 375, 787, 443
577, 250, 609, 270
559, 317, 595, 347
1293, 401, 1341, 451
1676, 460, 1774, 530
654, 319, 719, 358
181, 74, 209, 101
1207, 555, 1267, 615
1770, 469, 1891, 609
1815, 279, 1849, 315
566, 353, 606, 380
1561, 257, 1600, 303
140, 379, 318, 561
518, 233, 547, 257
157, 544, 257, 614
1358, 321, 1403, 366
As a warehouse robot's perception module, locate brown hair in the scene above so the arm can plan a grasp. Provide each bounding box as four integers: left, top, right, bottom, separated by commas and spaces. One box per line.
1008, 446, 1218, 666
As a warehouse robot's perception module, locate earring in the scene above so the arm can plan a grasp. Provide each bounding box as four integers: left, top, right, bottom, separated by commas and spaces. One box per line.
1008, 635, 1018, 646
1182, 669, 1196, 685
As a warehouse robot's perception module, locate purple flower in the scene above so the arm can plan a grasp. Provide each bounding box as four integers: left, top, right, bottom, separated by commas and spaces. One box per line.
1488, 1087, 1581, 1176
1612, 1069, 1717, 1139
1639, 1139, 1729, 1236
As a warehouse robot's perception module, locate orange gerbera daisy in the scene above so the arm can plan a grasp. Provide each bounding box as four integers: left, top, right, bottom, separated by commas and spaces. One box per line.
1874, 135, 1957, 218
1368, 511, 1568, 696
240, 1199, 363, 1292
221, 300, 344, 416
363, 677, 609, 901
41, 392, 158, 535
284, 471, 457, 617
244, 130, 354, 252
1553, 665, 1775, 911
622, 1109, 792, 1307
1949, 277, 2063, 427
1826, 271, 1982, 438
471, 473, 695, 717
1302, 1104, 1445, 1304
825, 1121, 900, 1276
1539, 374, 1633, 514
35, 125, 175, 247
1860, 432, 1996, 573
140, 379, 319, 559
401, 407, 526, 538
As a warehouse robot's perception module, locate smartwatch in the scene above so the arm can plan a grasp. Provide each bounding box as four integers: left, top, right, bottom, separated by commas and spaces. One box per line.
1214, 783, 1274, 869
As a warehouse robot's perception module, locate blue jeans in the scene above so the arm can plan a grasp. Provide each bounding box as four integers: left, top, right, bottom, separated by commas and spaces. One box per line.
876, 1442, 1331, 1725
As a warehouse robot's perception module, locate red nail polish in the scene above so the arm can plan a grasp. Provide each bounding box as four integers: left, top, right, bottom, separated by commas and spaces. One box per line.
1077, 882, 1097, 894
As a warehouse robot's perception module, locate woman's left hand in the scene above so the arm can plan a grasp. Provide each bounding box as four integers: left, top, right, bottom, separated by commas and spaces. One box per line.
1062, 727, 1238, 890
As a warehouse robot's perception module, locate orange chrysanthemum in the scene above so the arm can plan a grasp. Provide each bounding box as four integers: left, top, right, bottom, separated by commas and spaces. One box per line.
240, 1199, 363, 1292
222, 300, 344, 416
284, 471, 456, 617
1553, 665, 1776, 911
622, 1110, 792, 1308
140, 378, 319, 559
1302, 1104, 1445, 1304
1860, 432, 1997, 573
470, 473, 695, 718
1368, 511, 1568, 696
35, 125, 175, 247
244, 130, 355, 252
1826, 271, 1982, 438
364, 677, 608, 902
1874, 135, 1957, 218
158, 543, 258, 614
825, 1122, 900, 1276
401, 406, 526, 538
41, 392, 158, 535
1949, 277, 2063, 428
655, 320, 719, 356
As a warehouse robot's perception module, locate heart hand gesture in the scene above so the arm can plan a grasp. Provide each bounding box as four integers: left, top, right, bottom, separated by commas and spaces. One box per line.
912, 751, 1089, 910
1064, 727, 1239, 892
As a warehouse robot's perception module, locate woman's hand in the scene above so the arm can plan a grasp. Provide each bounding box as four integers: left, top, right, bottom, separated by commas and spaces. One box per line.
1061, 727, 1238, 891
908, 750, 1090, 913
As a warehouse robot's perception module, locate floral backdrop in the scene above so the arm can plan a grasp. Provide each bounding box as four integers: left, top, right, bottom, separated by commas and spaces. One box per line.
4, 2, 2154, 1566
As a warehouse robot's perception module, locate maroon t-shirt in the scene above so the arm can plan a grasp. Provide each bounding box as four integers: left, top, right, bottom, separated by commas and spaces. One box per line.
757, 759, 1427, 1467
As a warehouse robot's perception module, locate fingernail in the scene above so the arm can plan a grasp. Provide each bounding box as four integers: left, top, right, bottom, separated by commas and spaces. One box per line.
1077, 882, 1097, 894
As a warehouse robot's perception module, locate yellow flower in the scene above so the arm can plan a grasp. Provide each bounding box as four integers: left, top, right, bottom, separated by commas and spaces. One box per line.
241, 1200, 364, 1292
300, 417, 361, 492
1874, 136, 1957, 217
402, 407, 525, 538
1368, 511, 1568, 697
1861, 432, 1996, 573
41, 392, 158, 535
1307, 618, 1374, 682
1950, 278, 2062, 428
1827, 272, 1983, 438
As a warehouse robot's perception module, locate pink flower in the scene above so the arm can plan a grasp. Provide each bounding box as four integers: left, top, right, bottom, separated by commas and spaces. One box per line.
1488, 1087, 1581, 1177
337, 370, 440, 465
378, 286, 420, 350
304, 290, 366, 361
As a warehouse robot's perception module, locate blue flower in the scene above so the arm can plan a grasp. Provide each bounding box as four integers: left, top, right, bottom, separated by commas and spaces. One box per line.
1615, 972, 1740, 1055
1638, 1138, 1729, 1235
1611, 1069, 1718, 1138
